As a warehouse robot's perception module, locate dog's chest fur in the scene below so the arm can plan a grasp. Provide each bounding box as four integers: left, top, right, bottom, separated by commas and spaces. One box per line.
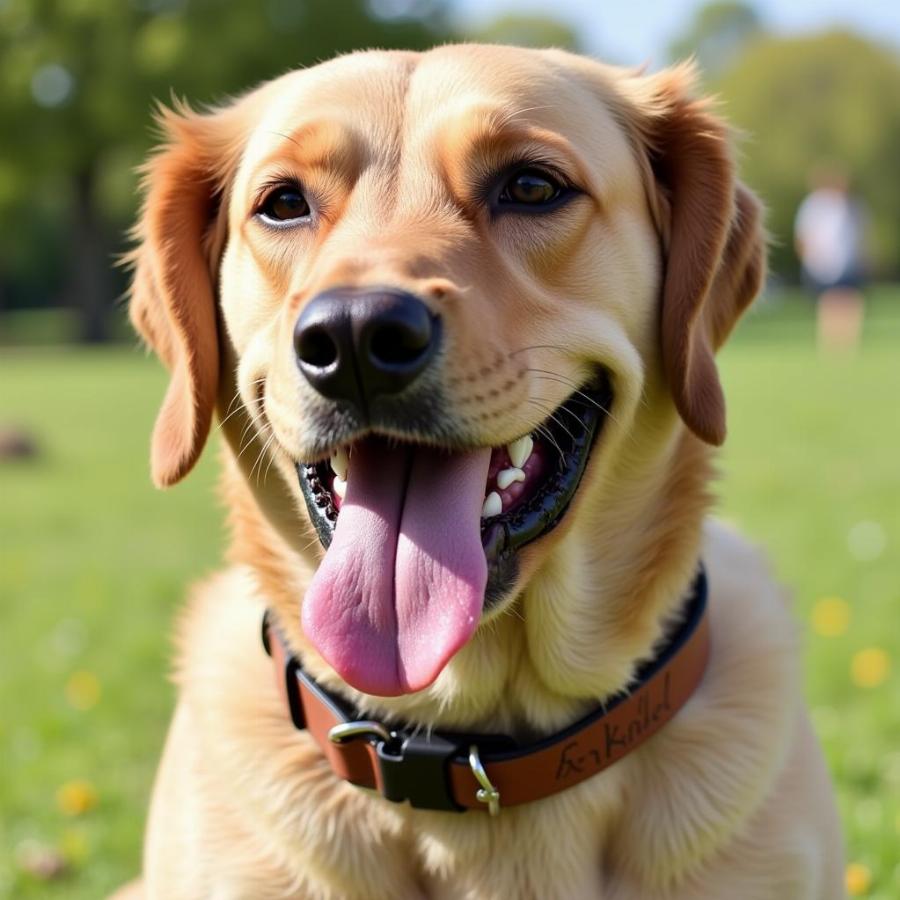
149, 522, 839, 900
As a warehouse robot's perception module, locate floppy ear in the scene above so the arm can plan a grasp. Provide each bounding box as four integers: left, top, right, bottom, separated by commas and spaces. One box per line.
129, 102, 240, 487
628, 65, 765, 445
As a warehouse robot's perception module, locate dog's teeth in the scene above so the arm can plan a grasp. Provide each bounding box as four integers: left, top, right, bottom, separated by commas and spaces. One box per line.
333, 475, 347, 500
507, 435, 533, 469
496, 467, 526, 490
330, 447, 349, 480
481, 492, 502, 519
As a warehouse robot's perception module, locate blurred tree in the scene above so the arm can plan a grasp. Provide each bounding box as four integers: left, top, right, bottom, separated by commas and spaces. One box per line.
0, 0, 451, 340
715, 31, 900, 279
469, 13, 581, 52
668, 1, 764, 76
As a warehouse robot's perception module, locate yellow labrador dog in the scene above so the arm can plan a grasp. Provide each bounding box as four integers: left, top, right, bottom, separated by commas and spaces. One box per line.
119, 44, 843, 899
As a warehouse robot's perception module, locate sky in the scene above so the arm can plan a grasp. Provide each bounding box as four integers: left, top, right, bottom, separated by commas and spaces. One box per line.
452, 0, 900, 68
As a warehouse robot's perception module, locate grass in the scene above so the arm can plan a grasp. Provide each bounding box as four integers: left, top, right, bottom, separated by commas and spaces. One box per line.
1, 291, 899, 898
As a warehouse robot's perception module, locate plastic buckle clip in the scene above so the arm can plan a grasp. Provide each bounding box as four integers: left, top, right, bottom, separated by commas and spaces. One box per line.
329, 721, 464, 812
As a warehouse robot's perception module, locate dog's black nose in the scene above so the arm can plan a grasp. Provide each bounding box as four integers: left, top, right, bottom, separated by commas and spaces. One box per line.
294, 287, 440, 407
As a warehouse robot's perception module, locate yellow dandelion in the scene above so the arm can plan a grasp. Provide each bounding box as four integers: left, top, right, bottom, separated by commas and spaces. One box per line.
851, 648, 891, 689
65, 670, 101, 711
845, 862, 872, 895
56, 779, 98, 816
811, 596, 851, 637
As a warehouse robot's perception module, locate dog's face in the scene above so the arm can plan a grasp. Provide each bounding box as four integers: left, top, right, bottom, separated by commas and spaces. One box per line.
130, 46, 763, 700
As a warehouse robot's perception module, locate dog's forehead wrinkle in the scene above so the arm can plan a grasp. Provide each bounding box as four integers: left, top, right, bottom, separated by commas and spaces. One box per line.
245, 53, 419, 180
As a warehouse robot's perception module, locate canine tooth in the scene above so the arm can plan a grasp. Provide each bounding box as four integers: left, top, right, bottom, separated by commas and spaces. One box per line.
330, 447, 349, 480
333, 475, 347, 500
481, 492, 502, 519
496, 467, 526, 490
507, 435, 533, 469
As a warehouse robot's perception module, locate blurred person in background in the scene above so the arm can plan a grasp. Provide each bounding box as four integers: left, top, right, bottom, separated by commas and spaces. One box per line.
794, 167, 868, 353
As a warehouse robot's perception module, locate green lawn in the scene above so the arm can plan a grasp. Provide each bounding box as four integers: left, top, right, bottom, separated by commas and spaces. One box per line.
2, 292, 899, 898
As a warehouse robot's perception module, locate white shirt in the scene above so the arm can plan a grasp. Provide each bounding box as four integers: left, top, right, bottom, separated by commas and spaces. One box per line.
794, 188, 864, 284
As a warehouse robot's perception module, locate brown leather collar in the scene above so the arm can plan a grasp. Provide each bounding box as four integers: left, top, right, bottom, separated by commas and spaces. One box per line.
264, 566, 709, 815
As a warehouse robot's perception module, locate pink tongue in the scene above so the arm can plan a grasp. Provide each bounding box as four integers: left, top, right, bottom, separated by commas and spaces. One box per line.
302, 439, 492, 696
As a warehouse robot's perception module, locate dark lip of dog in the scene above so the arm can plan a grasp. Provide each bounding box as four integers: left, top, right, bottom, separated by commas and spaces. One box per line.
297, 374, 614, 610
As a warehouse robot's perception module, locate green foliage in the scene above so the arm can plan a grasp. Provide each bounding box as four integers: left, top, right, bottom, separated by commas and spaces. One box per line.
0, 0, 452, 322
667, 0, 763, 76
1, 293, 900, 895
3, 0, 900, 322
714, 31, 900, 280
468, 13, 581, 52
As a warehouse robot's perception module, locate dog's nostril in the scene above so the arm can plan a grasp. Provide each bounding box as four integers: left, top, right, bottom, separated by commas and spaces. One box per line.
297, 326, 338, 369
293, 287, 440, 405
370, 319, 431, 368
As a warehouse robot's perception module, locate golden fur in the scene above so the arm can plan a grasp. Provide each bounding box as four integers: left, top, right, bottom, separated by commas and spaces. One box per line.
115, 45, 843, 899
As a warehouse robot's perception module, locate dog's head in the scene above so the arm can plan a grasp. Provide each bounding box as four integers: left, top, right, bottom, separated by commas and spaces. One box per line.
130, 46, 763, 701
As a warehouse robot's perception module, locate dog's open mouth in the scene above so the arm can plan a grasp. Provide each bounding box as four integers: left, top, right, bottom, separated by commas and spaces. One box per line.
297, 377, 613, 696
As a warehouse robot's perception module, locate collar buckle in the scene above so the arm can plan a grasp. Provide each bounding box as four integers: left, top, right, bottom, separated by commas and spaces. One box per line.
329, 717, 465, 812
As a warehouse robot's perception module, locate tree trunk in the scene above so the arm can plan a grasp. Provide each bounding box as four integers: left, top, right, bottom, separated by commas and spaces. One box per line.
67, 167, 114, 343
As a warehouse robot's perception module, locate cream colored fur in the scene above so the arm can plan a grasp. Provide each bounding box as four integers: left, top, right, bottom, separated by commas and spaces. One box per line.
117, 45, 844, 899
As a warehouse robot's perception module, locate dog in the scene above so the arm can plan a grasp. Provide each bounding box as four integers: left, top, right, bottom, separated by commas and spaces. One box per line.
117, 44, 843, 899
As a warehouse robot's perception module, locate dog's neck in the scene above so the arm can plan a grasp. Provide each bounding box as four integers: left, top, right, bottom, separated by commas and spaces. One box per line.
222, 422, 712, 738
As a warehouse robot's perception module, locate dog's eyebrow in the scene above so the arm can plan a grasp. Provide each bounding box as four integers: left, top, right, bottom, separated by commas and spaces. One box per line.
245, 118, 364, 190
434, 108, 591, 195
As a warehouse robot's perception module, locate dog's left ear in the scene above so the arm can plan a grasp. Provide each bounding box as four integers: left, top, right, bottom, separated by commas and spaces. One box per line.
624, 64, 766, 445
128, 102, 241, 487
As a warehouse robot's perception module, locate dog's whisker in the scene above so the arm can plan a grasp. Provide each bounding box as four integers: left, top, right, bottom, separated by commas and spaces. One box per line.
257, 424, 282, 483
214, 381, 265, 435
242, 436, 266, 471
215, 397, 250, 434
526, 368, 618, 424
238, 413, 260, 447
262, 431, 288, 485
237, 417, 271, 462
225, 385, 265, 432
236, 395, 268, 447
524, 409, 565, 460
251, 429, 280, 483
249, 439, 273, 483
546, 412, 579, 445
536, 424, 565, 460
529, 396, 580, 444
525, 369, 597, 400
555, 402, 593, 433
299, 532, 325, 555
220, 390, 244, 419
503, 601, 526, 625
508, 344, 568, 358
527, 372, 620, 426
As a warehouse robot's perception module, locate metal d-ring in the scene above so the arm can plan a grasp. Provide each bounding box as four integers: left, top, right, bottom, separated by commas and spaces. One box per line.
468, 744, 501, 816
328, 721, 394, 746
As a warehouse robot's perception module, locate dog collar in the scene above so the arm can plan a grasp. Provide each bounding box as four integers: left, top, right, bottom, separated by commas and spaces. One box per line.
263, 566, 709, 815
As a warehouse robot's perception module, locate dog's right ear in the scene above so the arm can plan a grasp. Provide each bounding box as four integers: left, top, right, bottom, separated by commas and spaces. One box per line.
128, 101, 243, 488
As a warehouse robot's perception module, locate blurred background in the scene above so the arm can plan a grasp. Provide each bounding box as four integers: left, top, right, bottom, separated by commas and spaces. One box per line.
1, 1, 898, 897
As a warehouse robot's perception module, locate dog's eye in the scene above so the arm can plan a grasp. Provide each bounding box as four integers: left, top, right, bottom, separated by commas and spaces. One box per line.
258, 187, 310, 224
498, 169, 564, 207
